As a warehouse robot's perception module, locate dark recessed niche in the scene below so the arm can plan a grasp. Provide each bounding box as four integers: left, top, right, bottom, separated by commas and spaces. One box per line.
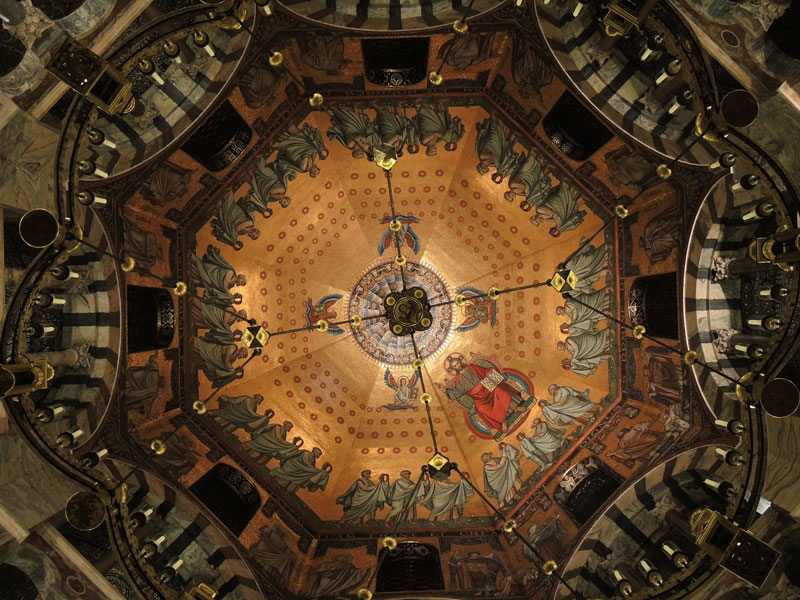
0, 29, 26, 79
376, 542, 445, 592
362, 38, 429, 87
189, 464, 261, 536
768, 0, 800, 59
32, 0, 87, 20
127, 285, 175, 353
543, 91, 613, 161
181, 100, 253, 171
0, 564, 39, 600
629, 272, 679, 339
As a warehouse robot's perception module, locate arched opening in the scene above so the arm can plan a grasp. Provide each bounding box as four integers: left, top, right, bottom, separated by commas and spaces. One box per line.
375, 541, 444, 592
542, 91, 613, 161
31, 0, 88, 20
629, 272, 679, 339
556, 457, 623, 526
181, 100, 252, 171
126, 285, 175, 353
0, 29, 26, 79
0, 564, 39, 600
362, 38, 429, 87
189, 463, 260, 535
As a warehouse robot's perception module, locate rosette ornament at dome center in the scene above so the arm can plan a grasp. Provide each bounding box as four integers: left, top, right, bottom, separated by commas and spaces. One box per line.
347, 261, 453, 365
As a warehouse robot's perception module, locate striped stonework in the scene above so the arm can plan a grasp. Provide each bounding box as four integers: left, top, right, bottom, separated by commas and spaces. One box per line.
281, 0, 503, 31
102, 461, 266, 600
80, 28, 249, 180
535, 1, 717, 165
35, 205, 122, 450
556, 444, 749, 599
683, 175, 772, 419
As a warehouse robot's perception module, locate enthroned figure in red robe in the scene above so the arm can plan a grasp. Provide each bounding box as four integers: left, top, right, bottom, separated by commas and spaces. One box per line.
443, 353, 527, 433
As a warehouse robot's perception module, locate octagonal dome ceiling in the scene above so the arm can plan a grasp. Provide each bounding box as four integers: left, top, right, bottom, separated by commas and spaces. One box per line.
181, 101, 620, 528
104, 21, 716, 572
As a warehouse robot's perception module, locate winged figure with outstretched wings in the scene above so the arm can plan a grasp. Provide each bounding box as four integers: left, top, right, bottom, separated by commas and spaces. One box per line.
378, 215, 420, 256
303, 294, 343, 335
383, 369, 419, 410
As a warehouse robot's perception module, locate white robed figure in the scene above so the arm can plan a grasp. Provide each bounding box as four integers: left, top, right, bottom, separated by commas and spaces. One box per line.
191, 245, 246, 307
245, 421, 300, 463
531, 183, 586, 237
517, 418, 567, 468
556, 288, 609, 333
557, 329, 612, 377
564, 238, 608, 295
541, 385, 596, 426
209, 394, 270, 433
336, 470, 390, 524
421, 476, 474, 522
504, 151, 552, 208
385, 470, 426, 524
482, 443, 523, 507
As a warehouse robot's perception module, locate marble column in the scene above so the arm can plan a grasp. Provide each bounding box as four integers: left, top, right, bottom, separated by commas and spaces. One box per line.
26, 345, 90, 368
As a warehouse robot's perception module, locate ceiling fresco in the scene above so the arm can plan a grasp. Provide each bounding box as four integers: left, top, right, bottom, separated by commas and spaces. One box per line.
181, 102, 621, 528
98, 16, 731, 598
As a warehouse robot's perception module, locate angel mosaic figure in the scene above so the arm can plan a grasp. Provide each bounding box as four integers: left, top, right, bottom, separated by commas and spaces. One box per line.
453, 286, 497, 332
304, 295, 343, 335
378, 214, 420, 256
383, 369, 419, 410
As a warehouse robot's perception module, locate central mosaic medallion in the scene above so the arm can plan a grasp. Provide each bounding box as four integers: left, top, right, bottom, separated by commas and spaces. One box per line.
348, 261, 453, 366
384, 286, 433, 336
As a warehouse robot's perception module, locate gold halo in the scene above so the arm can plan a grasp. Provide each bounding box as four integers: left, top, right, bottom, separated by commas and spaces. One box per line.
632, 325, 646, 339
453, 20, 468, 34
454, 294, 466, 307
487, 286, 500, 300
350, 315, 363, 327
656, 164, 672, 179
502, 519, 516, 533
412, 358, 424, 370
421, 317, 431, 327
269, 51, 283, 66
309, 92, 324, 107
382, 536, 397, 549
543, 560, 558, 575
615, 204, 629, 219
121, 256, 136, 272
386, 296, 397, 306
173, 281, 187, 296
683, 350, 698, 365
394, 254, 407, 266
392, 324, 403, 334
316, 320, 329, 333
388, 220, 402, 232
420, 392, 432, 404
356, 590, 372, 600
428, 71, 443, 86
413, 289, 424, 299
150, 440, 166, 455
192, 400, 207, 415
